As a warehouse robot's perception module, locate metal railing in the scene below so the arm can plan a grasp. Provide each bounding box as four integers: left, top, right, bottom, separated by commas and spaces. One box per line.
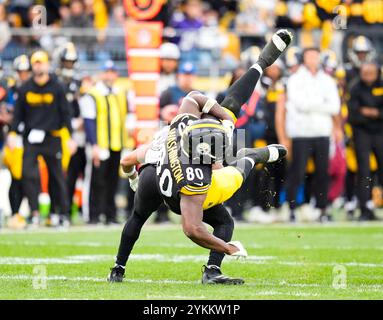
0, 26, 260, 76
1, 25, 382, 75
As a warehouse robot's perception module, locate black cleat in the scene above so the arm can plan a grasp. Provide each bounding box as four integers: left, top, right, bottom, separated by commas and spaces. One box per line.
257, 29, 293, 70
266, 144, 288, 162
358, 208, 379, 221
201, 265, 244, 285
236, 144, 287, 164
107, 265, 125, 282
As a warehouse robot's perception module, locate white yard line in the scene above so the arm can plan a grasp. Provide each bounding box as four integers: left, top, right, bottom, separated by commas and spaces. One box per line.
1, 275, 383, 293
0, 254, 275, 265
0, 253, 382, 269
0, 274, 197, 285
3, 240, 383, 252
1, 221, 383, 235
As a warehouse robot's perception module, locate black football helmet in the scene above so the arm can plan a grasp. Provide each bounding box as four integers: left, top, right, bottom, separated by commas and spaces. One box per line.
180, 119, 231, 164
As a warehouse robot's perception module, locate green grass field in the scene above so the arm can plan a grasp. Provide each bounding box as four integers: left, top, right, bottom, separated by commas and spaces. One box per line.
1, 223, 383, 300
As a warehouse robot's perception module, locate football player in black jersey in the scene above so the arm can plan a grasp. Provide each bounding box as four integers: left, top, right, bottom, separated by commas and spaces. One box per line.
108, 29, 293, 284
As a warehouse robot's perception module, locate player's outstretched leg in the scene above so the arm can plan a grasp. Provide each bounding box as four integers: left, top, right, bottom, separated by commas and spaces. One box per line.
236, 144, 287, 164
221, 29, 293, 117
232, 144, 287, 180
107, 165, 163, 283
257, 29, 293, 70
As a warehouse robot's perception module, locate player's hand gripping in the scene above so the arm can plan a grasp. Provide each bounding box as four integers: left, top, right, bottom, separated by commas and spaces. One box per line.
227, 241, 248, 258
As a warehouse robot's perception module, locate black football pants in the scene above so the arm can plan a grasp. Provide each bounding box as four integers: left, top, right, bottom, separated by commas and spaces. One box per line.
89, 150, 120, 223
9, 178, 23, 215
67, 147, 86, 212
353, 127, 383, 211
286, 137, 330, 210
22, 135, 69, 216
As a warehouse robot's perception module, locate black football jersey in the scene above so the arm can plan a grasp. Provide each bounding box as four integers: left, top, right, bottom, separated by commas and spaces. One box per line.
156, 113, 212, 214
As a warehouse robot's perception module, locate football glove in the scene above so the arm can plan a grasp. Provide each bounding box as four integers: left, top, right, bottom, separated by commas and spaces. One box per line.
221, 119, 235, 141
129, 175, 139, 192
227, 241, 248, 258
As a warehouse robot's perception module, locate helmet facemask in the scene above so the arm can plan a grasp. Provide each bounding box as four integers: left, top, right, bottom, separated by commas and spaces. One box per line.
180, 120, 231, 165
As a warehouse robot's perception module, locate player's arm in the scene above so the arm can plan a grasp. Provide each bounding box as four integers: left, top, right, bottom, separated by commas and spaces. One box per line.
120, 144, 150, 174
180, 193, 238, 255
179, 91, 235, 123
120, 144, 150, 191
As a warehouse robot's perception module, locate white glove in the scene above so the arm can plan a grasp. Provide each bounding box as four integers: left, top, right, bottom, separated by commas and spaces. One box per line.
227, 241, 248, 258
221, 120, 235, 141
7, 133, 18, 150
129, 175, 139, 192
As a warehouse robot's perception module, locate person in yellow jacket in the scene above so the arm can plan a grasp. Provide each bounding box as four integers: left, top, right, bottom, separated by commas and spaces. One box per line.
80, 60, 128, 224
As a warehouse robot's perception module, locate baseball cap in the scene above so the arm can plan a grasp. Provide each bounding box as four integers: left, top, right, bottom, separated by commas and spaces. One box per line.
102, 60, 117, 71
178, 61, 196, 74
160, 43, 181, 60
30, 50, 49, 64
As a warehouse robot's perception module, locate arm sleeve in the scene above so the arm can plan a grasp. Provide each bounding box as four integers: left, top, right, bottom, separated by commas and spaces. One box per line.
58, 84, 73, 134
347, 84, 367, 125
84, 118, 97, 145
9, 88, 25, 133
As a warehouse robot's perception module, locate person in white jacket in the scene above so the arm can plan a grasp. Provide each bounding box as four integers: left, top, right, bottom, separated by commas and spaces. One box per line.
285, 47, 341, 222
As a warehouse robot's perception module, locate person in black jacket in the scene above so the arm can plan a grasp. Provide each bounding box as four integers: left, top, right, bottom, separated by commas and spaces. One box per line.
348, 62, 383, 221
7, 50, 77, 227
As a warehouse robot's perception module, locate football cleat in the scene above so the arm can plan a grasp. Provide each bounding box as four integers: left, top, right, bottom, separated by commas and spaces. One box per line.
266, 144, 288, 163
236, 144, 287, 164
256, 29, 293, 70
107, 265, 125, 282
358, 208, 379, 221
201, 265, 244, 285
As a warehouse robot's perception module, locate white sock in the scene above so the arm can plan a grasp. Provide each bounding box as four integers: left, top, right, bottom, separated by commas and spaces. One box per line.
272, 33, 287, 51
251, 63, 263, 75
267, 146, 279, 162
207, 265, 220, 270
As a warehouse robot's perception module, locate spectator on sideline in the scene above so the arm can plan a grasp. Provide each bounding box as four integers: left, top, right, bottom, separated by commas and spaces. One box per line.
258, 62, 286, 212
159, 42, 181, 94
285, 47, 340, 222
160, 61, 197, 122
80, 60, 128, 225
171, 0, 203, 31
0, 4, 11, 51
347, 62, 383, 221
62, 0, 93, 48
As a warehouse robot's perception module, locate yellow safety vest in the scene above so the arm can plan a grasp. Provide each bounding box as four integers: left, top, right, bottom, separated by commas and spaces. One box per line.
88, 87, 127, 152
